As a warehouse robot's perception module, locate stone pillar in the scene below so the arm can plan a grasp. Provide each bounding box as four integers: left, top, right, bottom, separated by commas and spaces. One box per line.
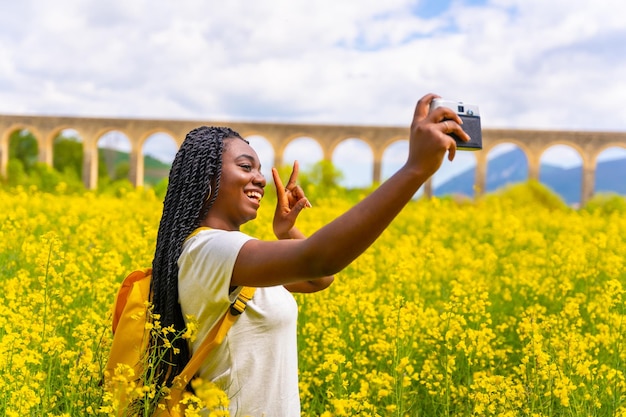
37, 133, 48, 165
423, 177, 433, 198
129, 146, 144, 188
41, 133, 54, 167
82, 139, 99, 190
474, 150, 487, 198
274, 151, 283, 171
372, 157, 382, 184
527, 152, 541, 181
322, 147, 332, 163
581, 162, 595, 206
0, 136, 7, 178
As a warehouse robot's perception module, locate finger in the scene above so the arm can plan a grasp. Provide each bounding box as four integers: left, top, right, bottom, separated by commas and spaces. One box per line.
285, 161, 300, 191
454, 126, 471, 142
286, 185, 312, 209
448, 140, 458, 161
444, 121, 470, 142
272, 167, 287, 201
414, 93, 441, 122
291, 184, 306, 200
289, 198, 309, 217
430, 106, 459, 124
279, 199, 307, 228
438, 118, 471, 144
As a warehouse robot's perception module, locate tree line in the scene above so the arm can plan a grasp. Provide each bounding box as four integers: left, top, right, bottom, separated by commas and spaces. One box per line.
3, 130, 352, 199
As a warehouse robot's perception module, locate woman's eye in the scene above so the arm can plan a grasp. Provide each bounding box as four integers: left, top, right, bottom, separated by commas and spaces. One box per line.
240, 164, 252, 171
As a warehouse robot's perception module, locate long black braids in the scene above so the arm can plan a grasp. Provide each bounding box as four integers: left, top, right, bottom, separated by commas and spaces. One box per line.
149, 126, 245, 388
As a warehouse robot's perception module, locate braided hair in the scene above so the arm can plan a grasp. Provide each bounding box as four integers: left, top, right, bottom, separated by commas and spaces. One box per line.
150, 126, 245, 388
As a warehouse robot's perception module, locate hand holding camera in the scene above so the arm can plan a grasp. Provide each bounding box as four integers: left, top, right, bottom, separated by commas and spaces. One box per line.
429, 98, 483, 151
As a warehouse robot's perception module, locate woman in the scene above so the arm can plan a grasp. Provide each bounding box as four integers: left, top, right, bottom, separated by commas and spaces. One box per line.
150, 93, 469, 416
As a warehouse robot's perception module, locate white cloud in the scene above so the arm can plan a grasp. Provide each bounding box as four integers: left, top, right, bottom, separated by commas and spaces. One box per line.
332, 139, 374, 188
283, 137, 324, 169
540, 145, 583, 168
1, 1, 624, 124
1, 0, 625, 181
143, 133, 178, 163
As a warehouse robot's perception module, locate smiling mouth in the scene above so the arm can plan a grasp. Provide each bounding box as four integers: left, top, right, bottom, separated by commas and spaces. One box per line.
246, 191, 263, 203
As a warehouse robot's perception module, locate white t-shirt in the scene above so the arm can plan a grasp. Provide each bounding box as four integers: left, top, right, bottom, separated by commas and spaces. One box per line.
178, 228, 300, 417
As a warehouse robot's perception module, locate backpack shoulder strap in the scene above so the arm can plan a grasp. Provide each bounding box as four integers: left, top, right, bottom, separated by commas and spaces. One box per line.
171, 286, 256, 391
185, 226, 211, 242
169, 227, 257, 390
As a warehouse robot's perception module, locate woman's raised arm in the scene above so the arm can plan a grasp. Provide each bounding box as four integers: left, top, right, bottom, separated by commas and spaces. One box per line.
231, 93, 469, 288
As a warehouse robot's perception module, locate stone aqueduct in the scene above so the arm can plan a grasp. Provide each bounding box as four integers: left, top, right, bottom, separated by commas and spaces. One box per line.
1, 114, 625, 205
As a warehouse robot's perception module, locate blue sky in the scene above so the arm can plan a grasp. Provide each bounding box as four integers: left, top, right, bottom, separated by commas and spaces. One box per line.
1, 0, 625, 187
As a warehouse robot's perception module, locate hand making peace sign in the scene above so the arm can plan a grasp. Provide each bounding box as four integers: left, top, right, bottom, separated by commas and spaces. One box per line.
272, 161, 312, 240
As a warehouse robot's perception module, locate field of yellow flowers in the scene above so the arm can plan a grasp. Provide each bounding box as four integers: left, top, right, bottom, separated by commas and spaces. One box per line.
0, 183, 625, 417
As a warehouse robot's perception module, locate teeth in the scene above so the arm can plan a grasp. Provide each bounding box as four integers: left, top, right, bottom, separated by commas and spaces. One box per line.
246, 191, 262, 200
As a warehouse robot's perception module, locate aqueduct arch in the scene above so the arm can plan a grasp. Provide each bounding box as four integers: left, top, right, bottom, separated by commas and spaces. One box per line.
1, 114, 625, 205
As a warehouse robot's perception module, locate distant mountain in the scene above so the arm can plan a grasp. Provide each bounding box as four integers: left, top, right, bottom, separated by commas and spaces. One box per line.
596, 159, 626, 194
434, 149, 626, 205
485, 147, 528, 188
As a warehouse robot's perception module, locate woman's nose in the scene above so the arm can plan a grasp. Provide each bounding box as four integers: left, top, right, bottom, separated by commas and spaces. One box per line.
254, 170, 266, 187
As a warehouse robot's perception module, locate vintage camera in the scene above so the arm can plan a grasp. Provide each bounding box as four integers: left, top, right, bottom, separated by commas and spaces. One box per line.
429, 99, 482, 151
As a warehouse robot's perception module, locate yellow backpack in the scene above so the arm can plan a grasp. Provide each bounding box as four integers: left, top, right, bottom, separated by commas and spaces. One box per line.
104, 266, 255, 416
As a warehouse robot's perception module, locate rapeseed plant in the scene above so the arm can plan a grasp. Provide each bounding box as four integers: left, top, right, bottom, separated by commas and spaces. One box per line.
102, 305, 229, 416
0, 185, 624, 416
